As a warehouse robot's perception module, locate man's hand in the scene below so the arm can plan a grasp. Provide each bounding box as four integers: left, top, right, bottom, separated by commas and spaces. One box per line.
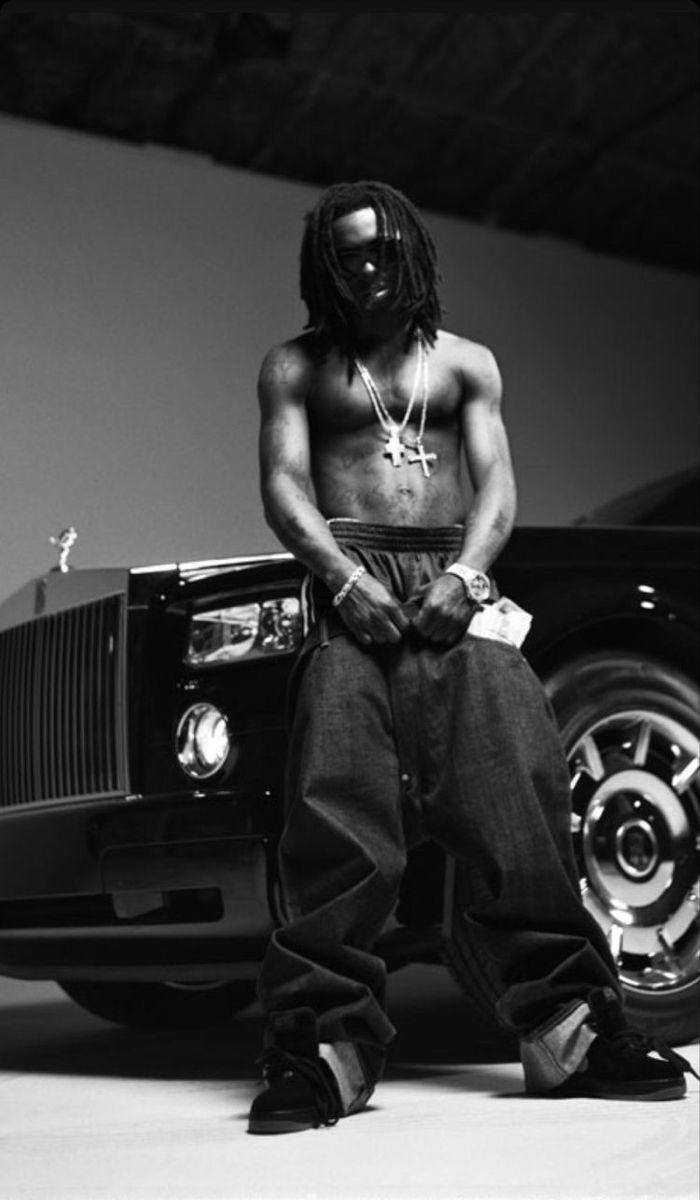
336, 572, 410, 645
412, 574, 475, 644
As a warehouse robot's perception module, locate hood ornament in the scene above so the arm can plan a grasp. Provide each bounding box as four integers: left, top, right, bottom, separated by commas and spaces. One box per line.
49, 526, 78, 573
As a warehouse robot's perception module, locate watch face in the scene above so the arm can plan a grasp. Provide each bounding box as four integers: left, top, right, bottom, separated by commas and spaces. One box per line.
467, 574, 491, 603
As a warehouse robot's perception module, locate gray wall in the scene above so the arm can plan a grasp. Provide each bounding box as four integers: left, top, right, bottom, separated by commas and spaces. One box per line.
1, 115, 697, 600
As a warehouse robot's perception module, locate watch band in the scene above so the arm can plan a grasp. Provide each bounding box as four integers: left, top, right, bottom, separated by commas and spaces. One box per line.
445, 563, 491, 603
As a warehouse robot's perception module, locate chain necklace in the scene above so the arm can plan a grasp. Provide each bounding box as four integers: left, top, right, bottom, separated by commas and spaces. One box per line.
353, 334, 437, 477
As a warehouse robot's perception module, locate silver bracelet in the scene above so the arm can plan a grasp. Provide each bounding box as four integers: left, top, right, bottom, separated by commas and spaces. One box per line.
332, 565, 366, 608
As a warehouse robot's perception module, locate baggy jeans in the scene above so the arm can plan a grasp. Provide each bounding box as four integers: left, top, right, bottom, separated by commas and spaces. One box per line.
256, 520, 622, 1106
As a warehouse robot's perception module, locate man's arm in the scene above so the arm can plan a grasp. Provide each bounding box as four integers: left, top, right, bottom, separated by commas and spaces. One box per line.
457, 345, 517, 571
258, 343, 351, 588
413, 344, 516, 642
258, 342, 409, 644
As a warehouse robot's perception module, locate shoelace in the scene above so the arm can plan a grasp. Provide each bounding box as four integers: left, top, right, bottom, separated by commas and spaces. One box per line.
259, 1048, 343, 1126
600, 1026, 700, 1081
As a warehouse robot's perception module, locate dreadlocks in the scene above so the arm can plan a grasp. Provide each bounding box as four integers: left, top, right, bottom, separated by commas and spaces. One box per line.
300, 181, 443, 366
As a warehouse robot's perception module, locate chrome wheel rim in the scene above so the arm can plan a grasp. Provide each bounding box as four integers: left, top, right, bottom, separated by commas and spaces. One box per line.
568, 708, 699, 995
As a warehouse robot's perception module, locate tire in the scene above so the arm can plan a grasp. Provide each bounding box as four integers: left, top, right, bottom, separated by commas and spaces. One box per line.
444, 651, 699, 1045
58, 979, 258, 1028
545, 651, 699, 1045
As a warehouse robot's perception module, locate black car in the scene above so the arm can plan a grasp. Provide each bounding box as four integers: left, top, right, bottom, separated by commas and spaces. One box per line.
1, 472, 698, 1043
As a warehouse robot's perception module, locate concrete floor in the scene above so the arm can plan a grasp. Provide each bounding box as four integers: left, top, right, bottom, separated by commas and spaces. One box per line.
0, 965, 697, 1200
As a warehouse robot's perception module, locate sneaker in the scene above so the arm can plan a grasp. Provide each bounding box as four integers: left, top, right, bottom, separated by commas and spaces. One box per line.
546, 988, 699, 1101
248, 1048, 343, 1134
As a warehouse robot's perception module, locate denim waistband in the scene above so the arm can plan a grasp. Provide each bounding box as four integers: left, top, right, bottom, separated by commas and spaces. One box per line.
327, 518, 465, 553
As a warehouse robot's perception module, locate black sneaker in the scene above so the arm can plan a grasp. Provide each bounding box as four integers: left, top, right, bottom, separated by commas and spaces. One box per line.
547, 988, 699, 1101
248, 1048, 343, 1134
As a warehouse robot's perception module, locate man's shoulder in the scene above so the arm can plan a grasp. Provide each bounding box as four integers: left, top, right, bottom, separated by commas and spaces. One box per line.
261, 330, 315, 368
259, 332, 322, 395
434, 329, 500, 383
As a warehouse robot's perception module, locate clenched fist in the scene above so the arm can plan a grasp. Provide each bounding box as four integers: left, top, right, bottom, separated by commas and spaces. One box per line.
412, 574, 475, 644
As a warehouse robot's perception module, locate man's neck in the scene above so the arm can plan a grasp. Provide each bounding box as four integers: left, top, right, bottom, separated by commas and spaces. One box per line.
349, 313, 414, 362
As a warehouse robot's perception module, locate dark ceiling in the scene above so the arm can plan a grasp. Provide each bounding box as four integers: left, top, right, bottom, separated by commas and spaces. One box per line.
1, 9, 698, 274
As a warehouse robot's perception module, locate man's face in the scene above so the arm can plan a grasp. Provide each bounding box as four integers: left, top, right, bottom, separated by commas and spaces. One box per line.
331, 207, 402, 312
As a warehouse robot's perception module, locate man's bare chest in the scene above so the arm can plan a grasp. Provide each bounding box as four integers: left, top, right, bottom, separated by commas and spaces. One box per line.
306, 360, 462, 435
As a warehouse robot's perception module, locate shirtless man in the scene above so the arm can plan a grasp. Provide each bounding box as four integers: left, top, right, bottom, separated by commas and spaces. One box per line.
248, 181, 692, 1134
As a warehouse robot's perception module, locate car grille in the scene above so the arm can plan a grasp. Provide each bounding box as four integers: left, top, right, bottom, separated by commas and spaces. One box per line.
0, 594, 128, 808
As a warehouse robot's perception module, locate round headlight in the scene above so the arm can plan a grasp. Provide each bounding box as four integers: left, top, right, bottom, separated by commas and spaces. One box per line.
176, 703, 231, 780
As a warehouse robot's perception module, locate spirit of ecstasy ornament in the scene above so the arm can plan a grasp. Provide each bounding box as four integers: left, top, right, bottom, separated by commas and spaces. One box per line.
49, 527, 78, 573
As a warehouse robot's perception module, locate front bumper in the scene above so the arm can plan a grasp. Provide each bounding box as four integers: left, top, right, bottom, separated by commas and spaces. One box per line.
0, 792, 276, 980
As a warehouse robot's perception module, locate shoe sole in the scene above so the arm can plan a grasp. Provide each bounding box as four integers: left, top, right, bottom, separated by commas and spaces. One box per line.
528, 1080, 687, 1101
248, 1112, 323, 1135
248, 1120, 322, 1134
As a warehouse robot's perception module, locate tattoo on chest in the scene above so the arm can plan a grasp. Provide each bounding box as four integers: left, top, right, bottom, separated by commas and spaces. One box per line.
337, 444, 379, 469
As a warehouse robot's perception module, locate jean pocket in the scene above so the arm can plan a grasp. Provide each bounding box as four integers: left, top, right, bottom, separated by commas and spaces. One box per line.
464, 629, 524, 658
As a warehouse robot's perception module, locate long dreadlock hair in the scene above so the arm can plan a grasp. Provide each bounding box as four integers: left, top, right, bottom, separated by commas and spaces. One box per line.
300, 180, 443, 369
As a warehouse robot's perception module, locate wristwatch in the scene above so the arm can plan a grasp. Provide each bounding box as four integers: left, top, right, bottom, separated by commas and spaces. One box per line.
445, 563, 492, 604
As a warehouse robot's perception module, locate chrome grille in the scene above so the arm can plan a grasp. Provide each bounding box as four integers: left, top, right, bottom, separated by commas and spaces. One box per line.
0, 594, 127, 807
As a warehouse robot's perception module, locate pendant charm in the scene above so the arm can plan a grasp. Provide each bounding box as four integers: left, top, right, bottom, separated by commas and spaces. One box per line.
408, 441, 437, 478
383, 429, 405, 467
355, 334, 432, 475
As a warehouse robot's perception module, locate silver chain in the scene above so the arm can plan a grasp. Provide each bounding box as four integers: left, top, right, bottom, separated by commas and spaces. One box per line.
353, 334, 436, 476
353, 333, 426, 441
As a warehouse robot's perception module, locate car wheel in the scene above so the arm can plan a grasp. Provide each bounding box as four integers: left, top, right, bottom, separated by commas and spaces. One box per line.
58, 979, 258, 1027
545, 651, 699, 1044
443, 650, 699, 1046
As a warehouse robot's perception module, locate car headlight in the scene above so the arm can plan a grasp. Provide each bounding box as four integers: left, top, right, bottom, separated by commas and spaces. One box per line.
176, 703, 232, 779
186, 596, 301, 665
